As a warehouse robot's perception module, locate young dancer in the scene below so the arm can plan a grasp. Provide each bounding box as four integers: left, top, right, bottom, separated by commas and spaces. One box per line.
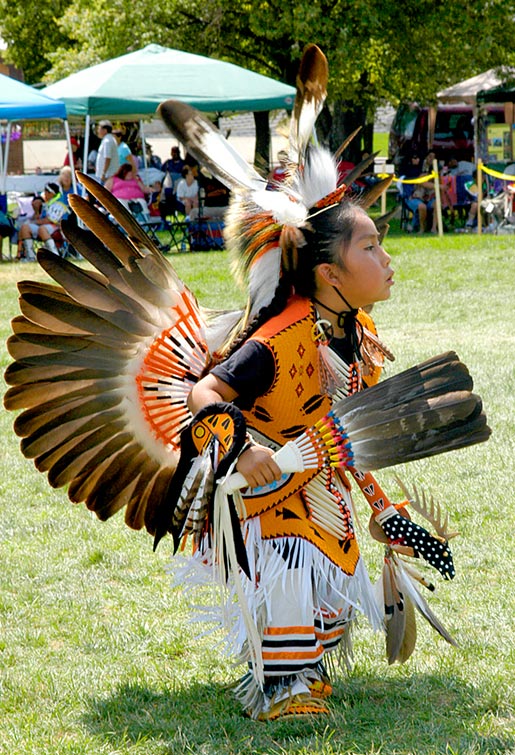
4, 45, 489, 724
187, 199, 395, 719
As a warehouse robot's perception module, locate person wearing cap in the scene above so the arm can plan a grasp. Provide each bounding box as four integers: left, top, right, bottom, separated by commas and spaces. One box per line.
95, 120, 119, 184
17, 183, 66, 259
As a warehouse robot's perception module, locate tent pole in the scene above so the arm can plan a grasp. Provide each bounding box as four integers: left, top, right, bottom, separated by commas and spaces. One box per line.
63, 119, 78, 195
84, 115, 91, 177
3, 122, 12, 193
0, 124, 4, 192
473, 102, 479, 165
140, 120, 148, 172
80, 114, 91, 202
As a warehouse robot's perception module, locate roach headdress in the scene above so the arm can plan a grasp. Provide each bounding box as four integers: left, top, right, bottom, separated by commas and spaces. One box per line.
158, 44, 393, 342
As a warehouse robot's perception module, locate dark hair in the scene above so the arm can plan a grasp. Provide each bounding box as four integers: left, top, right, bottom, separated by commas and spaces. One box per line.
292, 200, 365, 296
223, 199, 365, 357
43, 182, 60, 195
115, 163, 134, 180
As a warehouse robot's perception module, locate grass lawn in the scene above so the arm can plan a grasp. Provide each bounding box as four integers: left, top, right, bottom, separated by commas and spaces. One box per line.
0, 229, 514, 755
373, 132, 389, 158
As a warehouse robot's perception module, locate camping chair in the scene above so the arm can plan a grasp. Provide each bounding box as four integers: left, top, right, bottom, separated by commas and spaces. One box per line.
188, 207, 225, 251
157, 194, 191, 252
122, 198, 186, 253
397, 180, 416, 231
0, 206, 17, 260
453, 175, 473, 225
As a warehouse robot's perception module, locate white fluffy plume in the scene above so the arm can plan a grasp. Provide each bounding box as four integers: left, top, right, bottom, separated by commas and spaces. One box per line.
247, 247, 282, 318
251, 189, 308, 227
294, 148, 339, 209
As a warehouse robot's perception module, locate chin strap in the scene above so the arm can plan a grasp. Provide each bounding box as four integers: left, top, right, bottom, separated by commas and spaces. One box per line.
312, 287, 364, 358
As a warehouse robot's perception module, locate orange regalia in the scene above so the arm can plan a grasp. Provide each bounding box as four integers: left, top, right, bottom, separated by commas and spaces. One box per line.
181, 294, 386, 719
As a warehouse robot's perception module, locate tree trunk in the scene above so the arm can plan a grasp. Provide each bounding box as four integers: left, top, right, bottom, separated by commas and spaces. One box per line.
253, 110, 270, 176
330, 100, 368, 164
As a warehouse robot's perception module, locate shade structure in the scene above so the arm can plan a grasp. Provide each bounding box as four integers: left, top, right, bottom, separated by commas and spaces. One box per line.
438, 68, 515, 105
477, 82, 515, 104
0, 73, 75, 196
0, 73, 67, 120
42, 44, 296, 118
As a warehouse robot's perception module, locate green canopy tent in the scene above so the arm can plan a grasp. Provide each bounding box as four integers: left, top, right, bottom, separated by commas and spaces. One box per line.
477, 82, 515, 104
42, 44, 296, 170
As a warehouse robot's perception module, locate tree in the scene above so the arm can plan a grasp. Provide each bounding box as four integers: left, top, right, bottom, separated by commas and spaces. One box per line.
3, 0, 515, 162
0, 0, 70, 84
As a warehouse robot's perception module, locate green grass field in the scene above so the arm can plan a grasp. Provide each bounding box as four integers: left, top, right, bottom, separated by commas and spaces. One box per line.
0, 230, 514, 755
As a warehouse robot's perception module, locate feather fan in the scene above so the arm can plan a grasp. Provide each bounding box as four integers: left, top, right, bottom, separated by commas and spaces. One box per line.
4, 188, 217, 535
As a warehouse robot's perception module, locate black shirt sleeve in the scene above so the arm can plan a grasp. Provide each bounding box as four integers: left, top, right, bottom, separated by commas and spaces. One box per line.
210, 340, 275, 410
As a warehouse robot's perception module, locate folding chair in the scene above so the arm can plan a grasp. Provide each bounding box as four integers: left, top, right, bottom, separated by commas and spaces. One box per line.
397, 181, 416, 231
453, 175, 473, 225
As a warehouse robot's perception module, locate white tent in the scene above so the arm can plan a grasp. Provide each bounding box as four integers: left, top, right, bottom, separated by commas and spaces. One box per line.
437, 69, 514, 104
438, 68, 515, 161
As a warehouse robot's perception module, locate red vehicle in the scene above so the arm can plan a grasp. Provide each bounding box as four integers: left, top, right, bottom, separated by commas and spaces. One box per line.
389, 103, 505, 168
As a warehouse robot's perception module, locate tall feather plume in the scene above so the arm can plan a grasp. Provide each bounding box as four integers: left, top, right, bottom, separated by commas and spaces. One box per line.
289, 44, 329, 168
158, 100, 267, 194
334, 126, 362, 161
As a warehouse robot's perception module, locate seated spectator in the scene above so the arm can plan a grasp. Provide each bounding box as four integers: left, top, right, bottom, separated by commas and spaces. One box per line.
422, 150, 437, 175
176, 166, 199, 217
438, 163, 458, 227
113, 128, 139, 173
463, 169, 491, 229
18, 183, 66, 259
147, 180, 164, 217
447, 158, 459, 175
104, 164, 152, 201
406, 176, 436, 233
401, 152, 423, 179
58, 166, 75, 204
162, 146, 185, 190
184, 152, 200, 177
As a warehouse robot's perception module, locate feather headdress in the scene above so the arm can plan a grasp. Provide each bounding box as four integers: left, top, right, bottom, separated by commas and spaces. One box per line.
159, 44, 393, 337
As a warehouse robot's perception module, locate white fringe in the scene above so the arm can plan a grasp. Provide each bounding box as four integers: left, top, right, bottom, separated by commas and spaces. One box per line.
170, 512, 383, 714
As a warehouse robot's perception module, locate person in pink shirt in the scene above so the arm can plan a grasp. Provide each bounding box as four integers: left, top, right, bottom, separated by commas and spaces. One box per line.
104, 164, 152, 200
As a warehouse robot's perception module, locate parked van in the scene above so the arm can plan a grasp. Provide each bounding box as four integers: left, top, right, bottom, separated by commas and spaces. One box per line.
388, 103, 505, 168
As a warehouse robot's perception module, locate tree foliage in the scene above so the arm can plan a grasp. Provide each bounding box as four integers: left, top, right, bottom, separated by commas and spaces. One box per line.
2, 0, 515, 156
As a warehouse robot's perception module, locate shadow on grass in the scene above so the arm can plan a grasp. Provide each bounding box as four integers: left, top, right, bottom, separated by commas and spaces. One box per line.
82, 673, 515, 755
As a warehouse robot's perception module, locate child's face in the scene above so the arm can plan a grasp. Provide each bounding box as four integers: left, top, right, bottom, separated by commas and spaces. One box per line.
333, 212, 394, 309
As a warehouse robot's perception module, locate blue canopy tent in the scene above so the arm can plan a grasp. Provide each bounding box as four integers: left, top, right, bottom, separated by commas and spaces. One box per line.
0, 73, 77, 197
